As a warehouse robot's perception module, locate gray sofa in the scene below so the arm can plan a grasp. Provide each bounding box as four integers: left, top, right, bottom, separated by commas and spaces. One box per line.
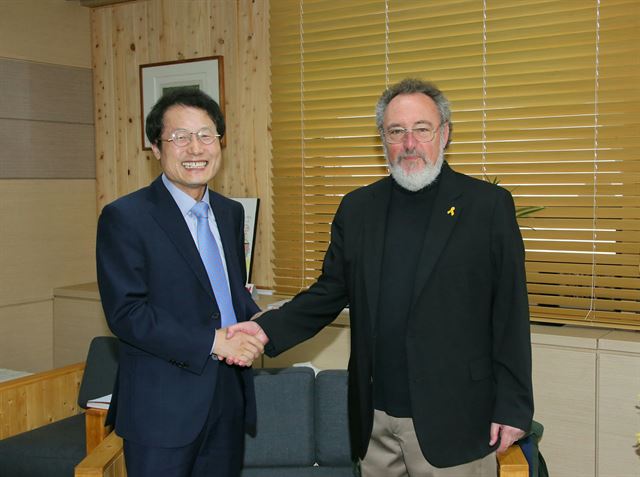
0, 360, 356, 477
244, 367, 357, 476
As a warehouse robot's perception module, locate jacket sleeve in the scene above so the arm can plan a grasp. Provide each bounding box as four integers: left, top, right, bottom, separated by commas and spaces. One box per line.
96, 203, 215, 375
256, 200, 350, 355
490, 188, 534, 431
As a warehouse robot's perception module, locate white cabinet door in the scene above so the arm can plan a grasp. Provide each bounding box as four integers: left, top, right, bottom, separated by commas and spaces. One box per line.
532, 344, 598, 477
598, 348, 640, 477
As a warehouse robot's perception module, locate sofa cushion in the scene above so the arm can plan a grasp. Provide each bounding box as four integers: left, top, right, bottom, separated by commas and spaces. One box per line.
315, 370, 352, 466
0, 413, 85, 477
244, 367, 316, 467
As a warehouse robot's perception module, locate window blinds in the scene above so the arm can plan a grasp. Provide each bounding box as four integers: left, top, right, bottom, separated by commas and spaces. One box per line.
270, 0, 640, 329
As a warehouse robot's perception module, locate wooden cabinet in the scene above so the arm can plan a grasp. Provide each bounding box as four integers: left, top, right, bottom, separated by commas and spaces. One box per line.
597, 332, 640, 477
530, 326, 608, 477
530, 326, 640, 477
261, 316, 350, 370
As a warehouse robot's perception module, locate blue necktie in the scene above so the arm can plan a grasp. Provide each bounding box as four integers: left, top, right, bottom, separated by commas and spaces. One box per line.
191, 201, 237, 328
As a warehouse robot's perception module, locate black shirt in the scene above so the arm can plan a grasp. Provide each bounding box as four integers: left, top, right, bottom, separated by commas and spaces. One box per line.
373, 176, 439, 417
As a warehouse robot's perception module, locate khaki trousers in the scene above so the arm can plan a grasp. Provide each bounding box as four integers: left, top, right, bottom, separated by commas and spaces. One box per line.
360, 409, 497, 477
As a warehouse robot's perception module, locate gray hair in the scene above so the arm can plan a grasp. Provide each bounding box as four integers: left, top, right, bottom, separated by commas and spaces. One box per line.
375, 78, 452, 148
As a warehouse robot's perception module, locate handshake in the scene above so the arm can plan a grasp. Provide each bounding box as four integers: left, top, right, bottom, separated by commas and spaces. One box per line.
212, 312, 268, 367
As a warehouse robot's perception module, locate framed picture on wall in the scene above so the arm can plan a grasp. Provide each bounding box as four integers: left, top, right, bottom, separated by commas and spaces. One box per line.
230, 198, 260, 285
139, 56, 225, 149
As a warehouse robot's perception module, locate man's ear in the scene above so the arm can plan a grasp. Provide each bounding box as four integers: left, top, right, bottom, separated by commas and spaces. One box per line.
151, 143, 162, 160
441, 122, 450, 146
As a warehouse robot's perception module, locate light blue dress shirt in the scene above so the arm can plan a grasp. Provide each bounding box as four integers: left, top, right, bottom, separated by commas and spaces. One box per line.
161, 174, 233, 354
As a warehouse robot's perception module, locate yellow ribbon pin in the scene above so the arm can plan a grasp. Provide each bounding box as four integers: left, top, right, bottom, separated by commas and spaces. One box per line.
447, 206, 456, 216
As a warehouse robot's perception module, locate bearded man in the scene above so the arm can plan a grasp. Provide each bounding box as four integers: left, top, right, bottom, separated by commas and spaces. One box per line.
232, 78, 534, 477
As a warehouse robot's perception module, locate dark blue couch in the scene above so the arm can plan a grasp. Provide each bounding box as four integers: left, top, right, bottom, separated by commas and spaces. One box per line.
243, 367, 356, 476
0, 362, 356, 477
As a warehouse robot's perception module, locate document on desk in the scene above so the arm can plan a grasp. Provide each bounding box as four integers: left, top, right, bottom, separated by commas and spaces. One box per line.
87, 393, 112, 410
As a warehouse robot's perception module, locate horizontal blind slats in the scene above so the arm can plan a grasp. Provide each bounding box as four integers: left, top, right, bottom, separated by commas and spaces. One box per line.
270, 0, 640, 328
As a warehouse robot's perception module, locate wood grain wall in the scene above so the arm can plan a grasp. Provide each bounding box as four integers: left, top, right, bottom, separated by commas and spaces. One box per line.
91, 0, 273, 287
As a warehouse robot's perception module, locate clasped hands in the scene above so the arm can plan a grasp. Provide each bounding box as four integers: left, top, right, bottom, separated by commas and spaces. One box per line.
212, 312, 268, 367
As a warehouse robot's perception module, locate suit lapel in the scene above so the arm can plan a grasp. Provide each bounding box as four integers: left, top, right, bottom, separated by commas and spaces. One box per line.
363, 177, 392, 334
147, 178, 213, 296
411, 163, 463, 310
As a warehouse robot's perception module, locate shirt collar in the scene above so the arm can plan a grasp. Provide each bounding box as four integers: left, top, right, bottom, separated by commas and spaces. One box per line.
161, 174, 211, 217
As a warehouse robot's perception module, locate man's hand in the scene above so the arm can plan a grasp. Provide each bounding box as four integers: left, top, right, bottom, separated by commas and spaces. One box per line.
226, 320, 269, 346
213, 327, 264, 367
490, 422, 526, 453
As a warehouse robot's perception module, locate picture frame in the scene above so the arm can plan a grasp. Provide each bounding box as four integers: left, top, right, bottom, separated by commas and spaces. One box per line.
139, 56, 225, 150
230, 198, 260, 285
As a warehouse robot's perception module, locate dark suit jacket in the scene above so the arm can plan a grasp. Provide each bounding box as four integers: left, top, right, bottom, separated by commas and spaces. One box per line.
96, 176, 259, 448
256, 162, 533, 467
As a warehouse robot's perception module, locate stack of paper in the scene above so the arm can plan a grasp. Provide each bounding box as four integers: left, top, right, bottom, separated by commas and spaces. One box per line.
87, 394, 112, 410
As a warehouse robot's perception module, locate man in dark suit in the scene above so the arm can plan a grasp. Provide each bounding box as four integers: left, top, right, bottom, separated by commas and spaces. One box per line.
96, 89, 264, 477
232, 78, 533, 476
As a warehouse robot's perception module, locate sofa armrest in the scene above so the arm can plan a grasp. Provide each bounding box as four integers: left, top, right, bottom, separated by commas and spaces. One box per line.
497, 443, 528, 477
75, 431, 125, 477
0, 362, 85, 440
85, 408, 112, 454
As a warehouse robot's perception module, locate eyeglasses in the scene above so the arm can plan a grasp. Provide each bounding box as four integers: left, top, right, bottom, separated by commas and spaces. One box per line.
383, 125, 441, 144
161, 127, 220, 147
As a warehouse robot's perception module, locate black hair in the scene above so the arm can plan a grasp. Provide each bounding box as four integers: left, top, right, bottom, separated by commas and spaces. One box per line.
145, 88, 225, 150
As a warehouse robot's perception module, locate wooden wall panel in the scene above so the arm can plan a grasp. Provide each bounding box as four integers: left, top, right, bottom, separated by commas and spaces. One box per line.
0, 180, 98, 308
0, 58, 94, 123
0, 58, 95, 179
229, 0, 272, 289
0, 0, 91, 68
0, 1, 98, 373
91, 0, 273, 287
0, 120, 95, 179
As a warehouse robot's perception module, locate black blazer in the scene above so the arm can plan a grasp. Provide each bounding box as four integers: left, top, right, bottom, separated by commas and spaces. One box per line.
257, 162, 533, 467
97, 176, 259, 447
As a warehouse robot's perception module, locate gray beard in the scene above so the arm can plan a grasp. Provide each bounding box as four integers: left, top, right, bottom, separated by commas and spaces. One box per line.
387, 148, 444, 191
